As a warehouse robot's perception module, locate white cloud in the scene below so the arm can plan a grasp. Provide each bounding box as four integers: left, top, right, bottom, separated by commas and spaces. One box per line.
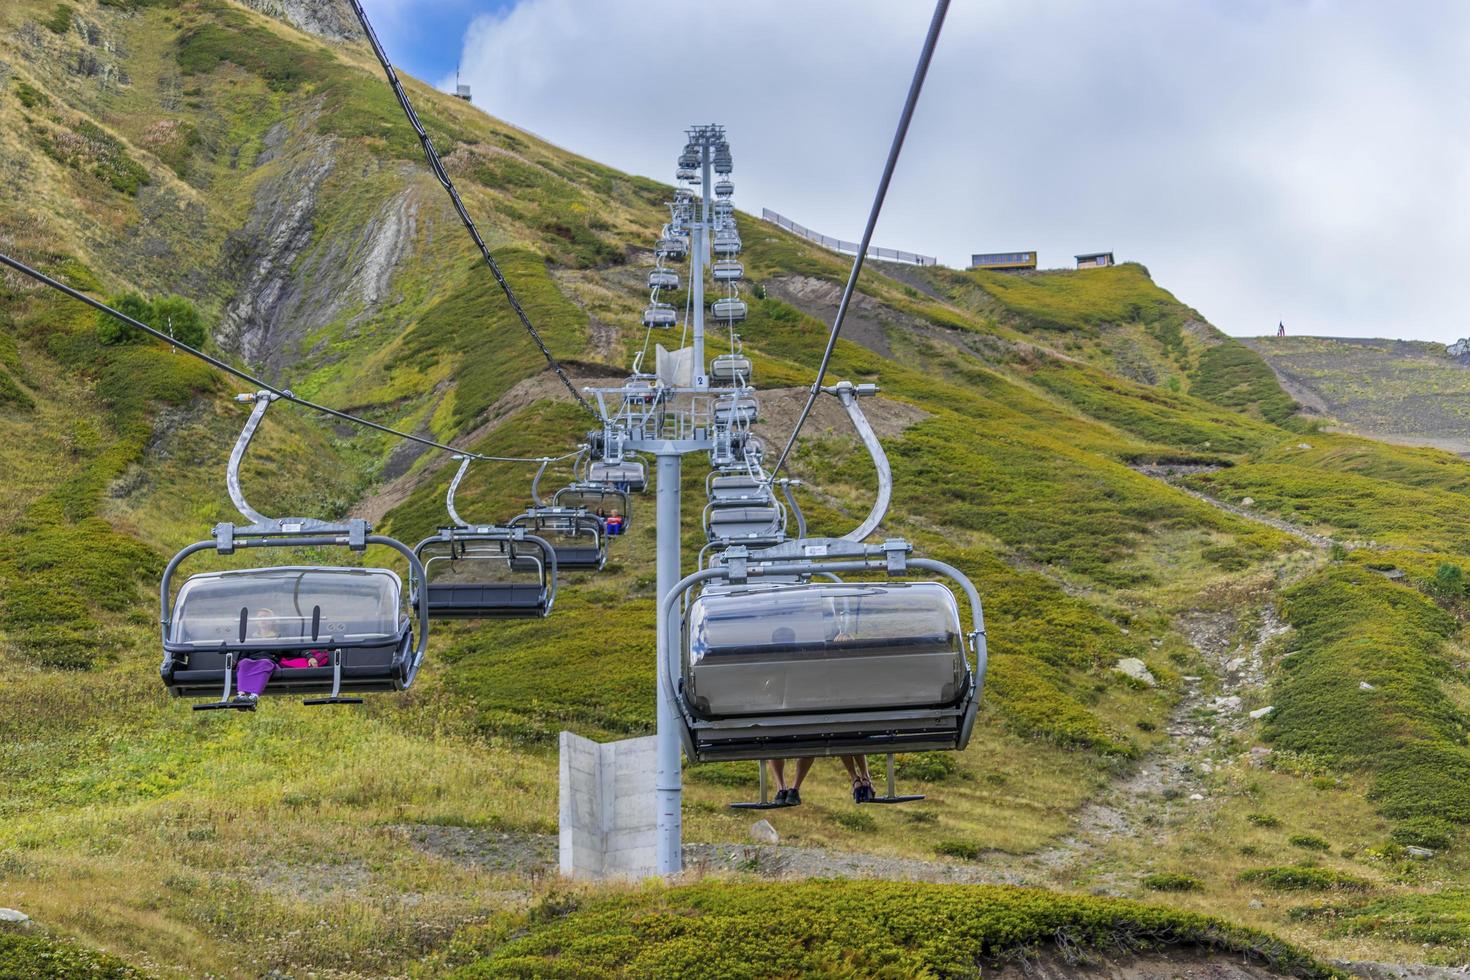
452, 0, 1470, 342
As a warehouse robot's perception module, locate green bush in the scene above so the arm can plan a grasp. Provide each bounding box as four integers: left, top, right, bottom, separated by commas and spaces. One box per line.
1239, 866, 1370, 892
13, 80, 49, 109
1391, 816, 1454, 851
435, 881, 1339, 978
0, 931, 144, 978
1289, 834, 1331, 852
894, 752, 957, 782
95, 292, 153, 345
832, 809, 877, 832
96, 293, 207, 348
43, 3, 73, 34
1189, 340, 1299, 425
1141, 872, 1202, 892
935, 840, 981, 860
1247, 812, 1281, 828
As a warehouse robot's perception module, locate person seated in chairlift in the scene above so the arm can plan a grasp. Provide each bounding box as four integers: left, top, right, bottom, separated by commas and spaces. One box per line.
605, 509, 625, 535
231, 608, 332, 707
829, 624, 877, 803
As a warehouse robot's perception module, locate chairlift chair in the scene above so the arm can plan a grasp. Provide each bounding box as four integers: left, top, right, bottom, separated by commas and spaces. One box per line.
509, 507, 607, 570
711, 259, 743, 283
703, 495, 785, 546
713, 394, 759, 426
713, 147, 733, 175
676, 167, 698, 183
711, 297, 748, 322
554, 482, 632, 533
643, 301, 677, 328
655, 237, 688, 262
710, 353, 753, 386
665, 538, 986, 766
713, 200, 734, 219
714, 179, 734, 198
159, 393, 427, 710
408, 456, 557, 619
712, 232, 741, 257
648, 267, 680, 291
588, 457, 647, 492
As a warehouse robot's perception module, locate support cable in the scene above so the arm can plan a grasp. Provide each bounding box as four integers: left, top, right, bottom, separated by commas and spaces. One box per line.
768, 0, 949, 479
0, 251, 579, 465
343, 0, 599, 421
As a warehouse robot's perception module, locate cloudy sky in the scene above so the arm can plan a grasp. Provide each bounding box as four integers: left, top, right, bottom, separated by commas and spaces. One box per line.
365, 0, 1470, 343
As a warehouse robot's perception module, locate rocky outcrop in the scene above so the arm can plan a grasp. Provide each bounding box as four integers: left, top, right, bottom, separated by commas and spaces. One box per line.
1447, 338, 1470, 360
238, 0, 360, 42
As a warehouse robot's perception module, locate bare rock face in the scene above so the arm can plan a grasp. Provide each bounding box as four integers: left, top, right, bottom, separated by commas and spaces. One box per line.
1448, 338, 1470, 359
238, 0, 360, 42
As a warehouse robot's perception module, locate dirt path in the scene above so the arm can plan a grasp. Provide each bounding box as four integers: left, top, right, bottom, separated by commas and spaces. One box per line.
1131, 463, 1335, 550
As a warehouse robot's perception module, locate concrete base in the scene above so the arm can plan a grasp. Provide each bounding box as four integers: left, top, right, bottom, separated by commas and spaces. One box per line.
559, 731, 659, 879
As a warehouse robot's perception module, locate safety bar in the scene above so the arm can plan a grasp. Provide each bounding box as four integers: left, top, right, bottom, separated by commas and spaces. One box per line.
778, 479, 808, 539
159, 533, 431, 686
826, 381, 891, 543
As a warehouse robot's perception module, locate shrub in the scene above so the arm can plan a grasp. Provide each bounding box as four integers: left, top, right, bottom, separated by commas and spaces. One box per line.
0, 932, 144, 978
1391, 816, 1454, 851
1289, 834, 1331, 852
95, 293, 207, 348
895, 752, 957, 782
95, 292, 153, 345
1239, 866, 1370, 892
1141, 872, 1202, 892
935, 840, 981, 860
434, 881, 1340, 978
833, 810, 877, 833
1246, 812, 1281, 828
12, 80, 48, 109
43, 3, 73, 34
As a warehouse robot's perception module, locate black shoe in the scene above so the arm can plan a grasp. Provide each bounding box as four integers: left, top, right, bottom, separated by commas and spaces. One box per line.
786, 788, 801, 806
773, 788, 790, 806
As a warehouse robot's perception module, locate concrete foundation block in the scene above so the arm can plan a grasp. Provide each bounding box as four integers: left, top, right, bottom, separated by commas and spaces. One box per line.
560, 731, 659, 879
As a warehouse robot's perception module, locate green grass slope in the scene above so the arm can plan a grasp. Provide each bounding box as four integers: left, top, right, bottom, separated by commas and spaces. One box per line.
6, 0, 1470, 974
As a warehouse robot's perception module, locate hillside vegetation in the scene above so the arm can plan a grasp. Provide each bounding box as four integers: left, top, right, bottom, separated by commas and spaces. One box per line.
4, 0, 1470, 975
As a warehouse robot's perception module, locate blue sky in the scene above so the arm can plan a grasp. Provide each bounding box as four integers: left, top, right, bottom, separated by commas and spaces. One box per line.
365, 0, 1470, 344
359, 0, 510, 85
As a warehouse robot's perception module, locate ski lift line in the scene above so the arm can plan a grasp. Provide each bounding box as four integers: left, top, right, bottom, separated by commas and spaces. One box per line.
342, 0, 598, 422
0, 251, 578, 466
769, 0, 949, 481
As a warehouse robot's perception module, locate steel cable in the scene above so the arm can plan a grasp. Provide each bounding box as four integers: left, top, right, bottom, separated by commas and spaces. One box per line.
769, 0, 949, 480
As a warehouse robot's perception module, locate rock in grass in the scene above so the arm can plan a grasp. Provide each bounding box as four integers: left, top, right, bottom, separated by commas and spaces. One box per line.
1113, 657, 1157, 687
1241, 496, 1255, 507
1359, 681, 1376, 691
1249, 705, 1274, 720
1405, 846, 1434, 860
749, 820, 779, 845
0, 908, 28, 923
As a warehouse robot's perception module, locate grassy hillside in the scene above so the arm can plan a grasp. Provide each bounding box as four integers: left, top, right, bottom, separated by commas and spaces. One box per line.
6, 0, 1470, 975
1245, 335, 1470, 451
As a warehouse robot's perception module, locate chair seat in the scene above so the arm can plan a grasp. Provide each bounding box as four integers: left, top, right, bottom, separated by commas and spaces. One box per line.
420, 582, 548, 618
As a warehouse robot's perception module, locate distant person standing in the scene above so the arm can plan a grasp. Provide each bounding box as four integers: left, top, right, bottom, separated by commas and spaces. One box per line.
1277, 321, 1286, 337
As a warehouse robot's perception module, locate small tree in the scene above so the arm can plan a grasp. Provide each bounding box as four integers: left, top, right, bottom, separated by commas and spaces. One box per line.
149, 294, 206, 348
1426, 562, 1466, 606
95, 292, 152, 345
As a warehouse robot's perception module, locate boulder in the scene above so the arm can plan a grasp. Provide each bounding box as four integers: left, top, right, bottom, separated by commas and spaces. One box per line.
1405, 846, 1435, 860
0, 908, 28, 924
1359, 681, 1376, 691
1249, 705, 1275, 720
1448, 338, 1470, 358
1112, 657, 1157, 687
749, 819, 779, 845
1240, 497, 1255, 507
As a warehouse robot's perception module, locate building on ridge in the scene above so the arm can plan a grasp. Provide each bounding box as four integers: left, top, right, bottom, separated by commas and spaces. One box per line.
1075, 251, 1114, 268
970, 251, 1037, 272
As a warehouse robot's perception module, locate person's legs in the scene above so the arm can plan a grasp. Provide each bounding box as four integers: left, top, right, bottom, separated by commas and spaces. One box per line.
769, 759, 787, 791
791, 758, 814, 788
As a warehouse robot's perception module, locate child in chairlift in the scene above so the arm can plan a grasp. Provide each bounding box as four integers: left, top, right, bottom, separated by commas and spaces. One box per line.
605, 509, 626, 535
232, 608, 331, 708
